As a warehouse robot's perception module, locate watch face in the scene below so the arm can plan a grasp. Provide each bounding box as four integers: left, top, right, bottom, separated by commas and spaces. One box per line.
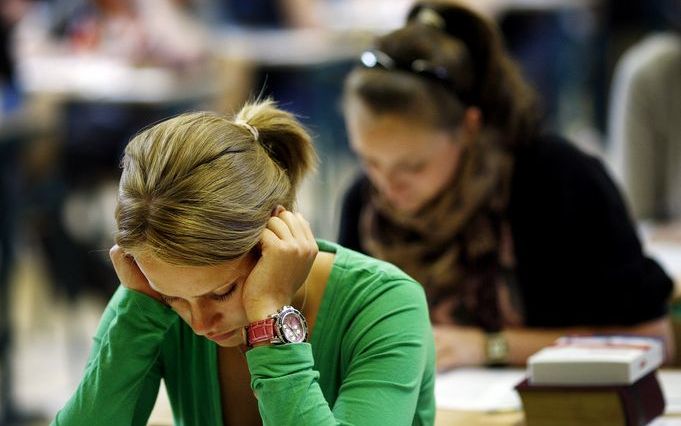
280, 311, 307, 343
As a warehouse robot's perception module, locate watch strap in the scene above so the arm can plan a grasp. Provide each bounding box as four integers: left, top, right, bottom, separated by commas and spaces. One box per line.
485, 331, 509, 366
247, 317, 279, 346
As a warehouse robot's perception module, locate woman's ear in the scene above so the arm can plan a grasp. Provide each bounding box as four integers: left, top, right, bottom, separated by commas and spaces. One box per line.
271, 205, 285, 217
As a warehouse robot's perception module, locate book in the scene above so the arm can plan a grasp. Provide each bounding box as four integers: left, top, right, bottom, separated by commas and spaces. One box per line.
516, 370, 665, 426
528, 335, 664, 385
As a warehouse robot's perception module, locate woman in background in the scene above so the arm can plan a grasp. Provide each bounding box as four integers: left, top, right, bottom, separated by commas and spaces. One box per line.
339, 1, 674, 370
53, 99, 435, 425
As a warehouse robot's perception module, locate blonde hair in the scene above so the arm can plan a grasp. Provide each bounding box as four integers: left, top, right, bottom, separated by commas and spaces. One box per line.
115, 99, 317, 265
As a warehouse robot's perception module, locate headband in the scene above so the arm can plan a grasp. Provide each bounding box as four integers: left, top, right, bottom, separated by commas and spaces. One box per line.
359, 48, 474, 106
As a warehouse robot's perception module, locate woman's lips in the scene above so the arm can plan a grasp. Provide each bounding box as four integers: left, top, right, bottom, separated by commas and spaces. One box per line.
208, 329, 238, 342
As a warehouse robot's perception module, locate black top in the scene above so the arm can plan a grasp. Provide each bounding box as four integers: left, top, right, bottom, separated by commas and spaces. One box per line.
338, 135, 672, 328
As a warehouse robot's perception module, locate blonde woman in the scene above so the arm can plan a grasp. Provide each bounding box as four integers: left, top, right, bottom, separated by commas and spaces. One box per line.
52, 100, 435, 426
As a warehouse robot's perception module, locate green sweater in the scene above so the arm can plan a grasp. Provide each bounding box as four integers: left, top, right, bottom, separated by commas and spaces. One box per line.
52, 240, 435, 426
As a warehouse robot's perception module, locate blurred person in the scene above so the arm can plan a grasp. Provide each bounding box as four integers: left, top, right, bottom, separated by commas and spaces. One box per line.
52, 99, 435, 425
339, 1, 675, 370
46, 0, 209, 68
608, 26, 681, 240
592, 0, 678, 134
6, 0, 217, 306
0, 0, 31, 115
212, 0, 320, 28
1, 1, 51, 424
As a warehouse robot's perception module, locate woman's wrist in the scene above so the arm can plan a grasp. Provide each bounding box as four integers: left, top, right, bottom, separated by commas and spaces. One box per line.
245, 299, 287, 323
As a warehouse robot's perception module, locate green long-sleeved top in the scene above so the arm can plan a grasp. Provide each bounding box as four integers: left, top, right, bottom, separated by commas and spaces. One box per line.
52, 240, 435, 426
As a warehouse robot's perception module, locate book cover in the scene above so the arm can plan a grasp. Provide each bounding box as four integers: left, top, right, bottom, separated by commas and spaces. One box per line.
528, 335, 663, 385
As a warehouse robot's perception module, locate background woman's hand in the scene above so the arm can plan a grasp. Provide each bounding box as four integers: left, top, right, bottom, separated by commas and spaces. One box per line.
242, 208, 318, 322
433, 324, 486, 371
109, 245, 163, 301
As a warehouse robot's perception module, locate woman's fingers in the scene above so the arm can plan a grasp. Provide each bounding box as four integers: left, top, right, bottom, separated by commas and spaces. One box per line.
241, 210, 318, 321
110, 245, 140, 286
434, 328, 458, 372
276, 210, 307, 239
433, 325, 487, 369
109, 245, 161, 300
266, 215, 295, 241
265, 209, 316, 255
296, 212, 316, 245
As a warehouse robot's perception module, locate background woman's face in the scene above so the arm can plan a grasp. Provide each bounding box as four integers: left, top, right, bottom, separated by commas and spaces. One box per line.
346, 108, 464, 214
135, 252, 257, 347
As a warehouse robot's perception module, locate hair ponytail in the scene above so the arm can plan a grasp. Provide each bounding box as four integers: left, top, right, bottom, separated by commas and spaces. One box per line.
235, 99, 317, 191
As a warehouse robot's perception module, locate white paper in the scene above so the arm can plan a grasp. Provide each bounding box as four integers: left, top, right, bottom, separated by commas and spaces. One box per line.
435, 368, 525, 412
659, 371, 681, 415
650, 419, 681, 426
435, 368, 681, 415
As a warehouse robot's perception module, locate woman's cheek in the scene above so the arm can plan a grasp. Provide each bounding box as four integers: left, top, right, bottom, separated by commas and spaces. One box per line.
169, 301, 191, 323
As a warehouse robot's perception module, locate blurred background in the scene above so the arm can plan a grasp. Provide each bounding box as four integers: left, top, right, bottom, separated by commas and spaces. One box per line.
0, 0, 679, 424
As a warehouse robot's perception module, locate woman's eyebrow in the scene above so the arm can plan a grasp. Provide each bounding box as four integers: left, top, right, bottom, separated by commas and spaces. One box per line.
148, 280, 236, 299
200, 281, 236, 297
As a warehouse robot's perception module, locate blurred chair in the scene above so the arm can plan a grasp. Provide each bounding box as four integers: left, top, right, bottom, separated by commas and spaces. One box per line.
0, 113, 50, 426
0, 124, 20, 425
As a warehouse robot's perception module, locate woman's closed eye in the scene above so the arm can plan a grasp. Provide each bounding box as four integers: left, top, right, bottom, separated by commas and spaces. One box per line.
402, 162, 426, 173
211, 283, 238, 302
159, 282, 238, 305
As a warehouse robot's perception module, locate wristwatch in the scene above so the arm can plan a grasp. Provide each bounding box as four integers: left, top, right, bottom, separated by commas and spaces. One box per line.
246, 305, 308, 347
485, 332, 509, 366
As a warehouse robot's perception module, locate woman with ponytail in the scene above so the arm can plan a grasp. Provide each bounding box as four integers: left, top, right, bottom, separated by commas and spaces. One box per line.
339, 1, 674, 369
53, 99, 435, 425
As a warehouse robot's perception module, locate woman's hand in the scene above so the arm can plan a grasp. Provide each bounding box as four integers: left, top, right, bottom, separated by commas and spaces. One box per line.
242, 208, 318, 322
433, 324, 486, 371
109, 245, 163, 302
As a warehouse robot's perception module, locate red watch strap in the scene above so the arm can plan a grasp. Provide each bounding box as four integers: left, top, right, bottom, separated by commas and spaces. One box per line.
247, 318, 276, 346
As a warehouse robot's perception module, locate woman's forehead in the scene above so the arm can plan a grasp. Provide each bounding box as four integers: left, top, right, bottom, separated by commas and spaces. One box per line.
135, 253, 246, 297
352, 115, 452, 155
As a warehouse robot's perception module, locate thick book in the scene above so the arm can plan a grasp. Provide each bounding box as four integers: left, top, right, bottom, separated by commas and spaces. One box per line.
528, 336, 664, 385
516, 370, 665, 426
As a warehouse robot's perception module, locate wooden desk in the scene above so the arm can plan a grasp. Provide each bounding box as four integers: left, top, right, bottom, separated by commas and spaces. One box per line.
436, 409, 523, 426
18, 54, 218, 105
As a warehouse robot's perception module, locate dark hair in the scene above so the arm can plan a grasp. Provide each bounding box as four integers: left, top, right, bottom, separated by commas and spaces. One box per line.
344, 1, 539, 148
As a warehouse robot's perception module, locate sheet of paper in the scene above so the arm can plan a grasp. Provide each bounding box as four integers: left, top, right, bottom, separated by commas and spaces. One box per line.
435, 368, 525, 412
650, 419, 681, 426
659, 370, 681, 415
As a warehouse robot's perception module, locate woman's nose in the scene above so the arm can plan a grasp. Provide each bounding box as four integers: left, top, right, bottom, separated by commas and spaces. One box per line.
373, 168, 397, 192
189, 302, 220, 335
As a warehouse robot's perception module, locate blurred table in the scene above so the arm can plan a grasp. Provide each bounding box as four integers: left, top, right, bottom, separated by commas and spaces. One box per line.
18, 53, 219, 105
213, 27, 372, 68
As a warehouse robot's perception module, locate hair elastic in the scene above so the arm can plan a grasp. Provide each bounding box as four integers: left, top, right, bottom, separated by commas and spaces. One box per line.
237, 121, 259, 142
